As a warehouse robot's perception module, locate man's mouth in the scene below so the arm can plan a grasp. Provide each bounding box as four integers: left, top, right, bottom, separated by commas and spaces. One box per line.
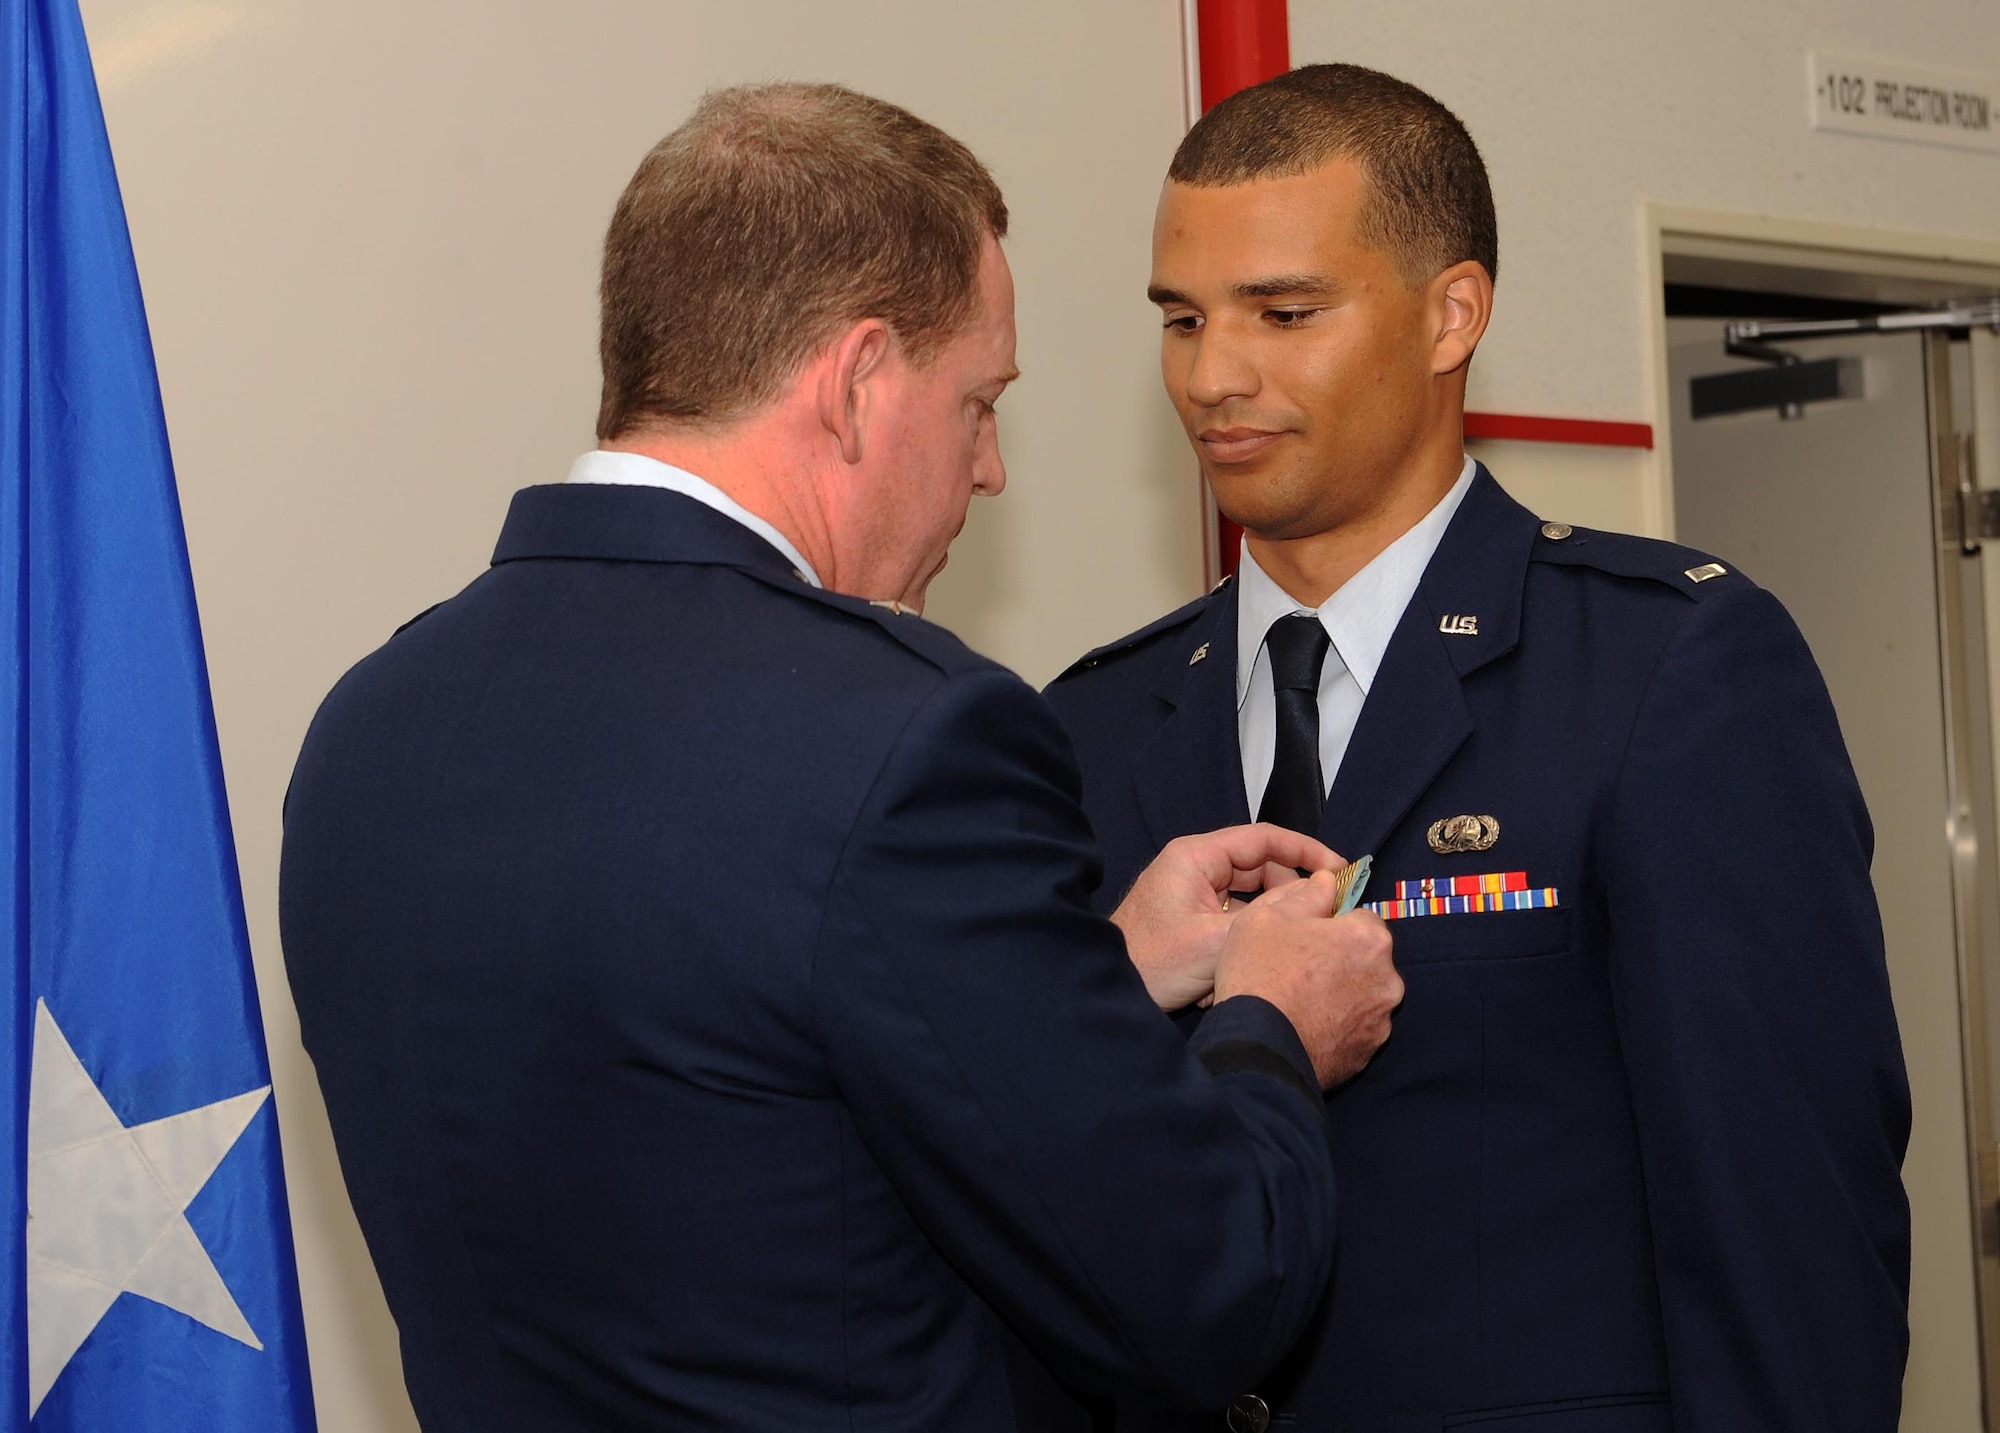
1198, 427, 1286, 464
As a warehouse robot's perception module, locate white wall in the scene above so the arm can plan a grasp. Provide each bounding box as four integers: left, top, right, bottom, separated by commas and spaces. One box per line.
77, 2, 1194, 1428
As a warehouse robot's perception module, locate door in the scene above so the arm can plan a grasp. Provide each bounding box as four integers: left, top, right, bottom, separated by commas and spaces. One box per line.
1669, 319, 1992, 1431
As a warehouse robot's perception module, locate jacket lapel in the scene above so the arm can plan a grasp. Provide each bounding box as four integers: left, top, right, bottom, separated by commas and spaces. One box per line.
1320, 609, 1472, 861
1320, 467, 1539, 860
1131, 584, 1252, 848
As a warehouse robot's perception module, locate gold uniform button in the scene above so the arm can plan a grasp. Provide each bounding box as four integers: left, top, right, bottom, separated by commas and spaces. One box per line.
1541, 521, 1573, 540
1226, 1394, 1271, 1432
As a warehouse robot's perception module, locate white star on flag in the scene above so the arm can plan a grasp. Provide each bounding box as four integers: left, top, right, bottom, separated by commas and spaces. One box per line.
25, 999, 270, 1415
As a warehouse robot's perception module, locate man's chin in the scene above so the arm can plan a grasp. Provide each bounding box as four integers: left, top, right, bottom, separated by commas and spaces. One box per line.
900, 550, 953, 612
891, 579, 934, 617
1211, 495, 1316, 544
1208, 467, 1346, 544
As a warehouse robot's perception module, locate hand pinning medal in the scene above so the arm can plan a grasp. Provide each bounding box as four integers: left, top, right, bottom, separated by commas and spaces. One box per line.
1223, 854, 1372, 913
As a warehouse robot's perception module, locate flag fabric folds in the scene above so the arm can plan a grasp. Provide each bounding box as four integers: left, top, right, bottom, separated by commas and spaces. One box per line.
1, 0, 316, 1428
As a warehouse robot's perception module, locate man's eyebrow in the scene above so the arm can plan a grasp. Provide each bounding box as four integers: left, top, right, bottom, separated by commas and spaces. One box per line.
1145, 277, 1343, 306
1233, 274, 1341, 300
991, 365, 1021, 387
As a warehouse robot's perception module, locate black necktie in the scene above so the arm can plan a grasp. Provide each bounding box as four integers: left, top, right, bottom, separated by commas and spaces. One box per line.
1256, 613, 1331, 835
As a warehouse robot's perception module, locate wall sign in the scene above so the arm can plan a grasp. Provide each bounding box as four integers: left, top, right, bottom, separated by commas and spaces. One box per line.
1810, 51, 1999, 155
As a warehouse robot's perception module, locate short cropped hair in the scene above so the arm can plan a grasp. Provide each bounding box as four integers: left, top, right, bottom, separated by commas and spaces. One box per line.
597, 83, 1008, 439
1169, 63, 1497, 288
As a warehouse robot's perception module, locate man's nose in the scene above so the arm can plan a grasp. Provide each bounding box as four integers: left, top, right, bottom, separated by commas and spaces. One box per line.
1183, 329, 1259, 409
973, 437, 1007, 497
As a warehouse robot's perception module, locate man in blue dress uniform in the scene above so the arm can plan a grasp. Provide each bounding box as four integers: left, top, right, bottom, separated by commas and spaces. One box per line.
280, 83, 1407, 1433
1048, 65, 1911, 1433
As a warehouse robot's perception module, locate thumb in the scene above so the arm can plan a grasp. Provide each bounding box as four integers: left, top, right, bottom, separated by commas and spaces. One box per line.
1257, 867, 1338, 919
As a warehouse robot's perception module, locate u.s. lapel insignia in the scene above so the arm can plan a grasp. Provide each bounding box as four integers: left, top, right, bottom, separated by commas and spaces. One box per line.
1438, 614, 1479, 636
1188, 642, 1210, 666
1427, 813, 1500, 854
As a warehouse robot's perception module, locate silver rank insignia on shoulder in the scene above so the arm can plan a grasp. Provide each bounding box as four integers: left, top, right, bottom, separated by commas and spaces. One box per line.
1438, 614, 1479, 636
1428, 813, 1500, 854
1188, 642, 1211, 666
1685, 562, 1727, 583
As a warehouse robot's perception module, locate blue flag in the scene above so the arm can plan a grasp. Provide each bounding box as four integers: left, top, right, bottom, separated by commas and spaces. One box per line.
1, 0, 317, 1427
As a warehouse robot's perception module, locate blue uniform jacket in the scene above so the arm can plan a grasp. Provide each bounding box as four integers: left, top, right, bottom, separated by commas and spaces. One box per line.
1045, 468, 1912, 1433
279, 484, 1342, 1432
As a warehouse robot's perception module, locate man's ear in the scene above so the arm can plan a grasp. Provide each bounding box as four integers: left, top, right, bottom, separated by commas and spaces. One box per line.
1428, 261, 1493, 376
817, 319, 895, 466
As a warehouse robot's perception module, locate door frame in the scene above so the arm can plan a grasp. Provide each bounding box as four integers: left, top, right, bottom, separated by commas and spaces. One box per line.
1640, 204, 2000, 543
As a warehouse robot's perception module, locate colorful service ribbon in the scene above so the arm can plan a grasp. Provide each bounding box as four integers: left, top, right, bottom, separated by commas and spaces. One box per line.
1365, 871, 1560, 920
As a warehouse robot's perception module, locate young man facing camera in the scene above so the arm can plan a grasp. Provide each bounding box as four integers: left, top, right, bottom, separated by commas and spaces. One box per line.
1048, 65, 1910, 1433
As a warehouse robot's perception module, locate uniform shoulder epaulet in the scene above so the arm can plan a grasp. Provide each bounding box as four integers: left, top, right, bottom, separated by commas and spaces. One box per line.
735, 566, 991, 678
1048, 579, 1225, 685
392, 601, 446, 636
1528, 521, 1751, 601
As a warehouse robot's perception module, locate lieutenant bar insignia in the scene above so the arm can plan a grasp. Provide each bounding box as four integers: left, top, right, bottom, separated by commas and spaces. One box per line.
1428, 813, 1500, 854
1366, 870, 1560, 920
1685, 562, 1728, 584
1438, 614, 1479, 636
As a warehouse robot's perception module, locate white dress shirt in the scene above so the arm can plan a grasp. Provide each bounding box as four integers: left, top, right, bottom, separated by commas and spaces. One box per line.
565, 449, 822, 587
1236, 457, 1475, 815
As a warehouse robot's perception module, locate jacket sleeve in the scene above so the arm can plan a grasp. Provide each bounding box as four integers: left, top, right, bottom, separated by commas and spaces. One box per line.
1606, 585, 1912, 1431
810, 665, 1338, 1410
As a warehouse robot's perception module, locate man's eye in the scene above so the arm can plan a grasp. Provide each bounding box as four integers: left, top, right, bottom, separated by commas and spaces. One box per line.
1268, 308, 1319, 326
1162, 314, 1201, 333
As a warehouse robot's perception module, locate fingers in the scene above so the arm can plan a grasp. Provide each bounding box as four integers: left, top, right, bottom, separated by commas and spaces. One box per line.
1240, 823, 1342, 875
1221, 859, 1315, 892
1257, 860, 1304, 891
1255, 867, 1338, 919
1177, 824, 1342, 893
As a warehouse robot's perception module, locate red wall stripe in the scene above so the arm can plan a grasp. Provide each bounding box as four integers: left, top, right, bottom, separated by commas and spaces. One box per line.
1196, 0, 1289, 113
1463, 412, 1654, 449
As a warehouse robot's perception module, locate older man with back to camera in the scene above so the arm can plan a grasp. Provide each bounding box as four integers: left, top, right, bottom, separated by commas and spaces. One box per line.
279, 83, 1403, 1432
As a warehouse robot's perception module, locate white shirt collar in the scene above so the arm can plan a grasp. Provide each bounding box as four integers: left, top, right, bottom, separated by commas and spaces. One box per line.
564, 450, 822, 587
1235, 455, 1476, 706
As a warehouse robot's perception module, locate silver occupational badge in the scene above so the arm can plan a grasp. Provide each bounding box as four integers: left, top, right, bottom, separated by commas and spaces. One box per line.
1427, 814, 1501, 855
